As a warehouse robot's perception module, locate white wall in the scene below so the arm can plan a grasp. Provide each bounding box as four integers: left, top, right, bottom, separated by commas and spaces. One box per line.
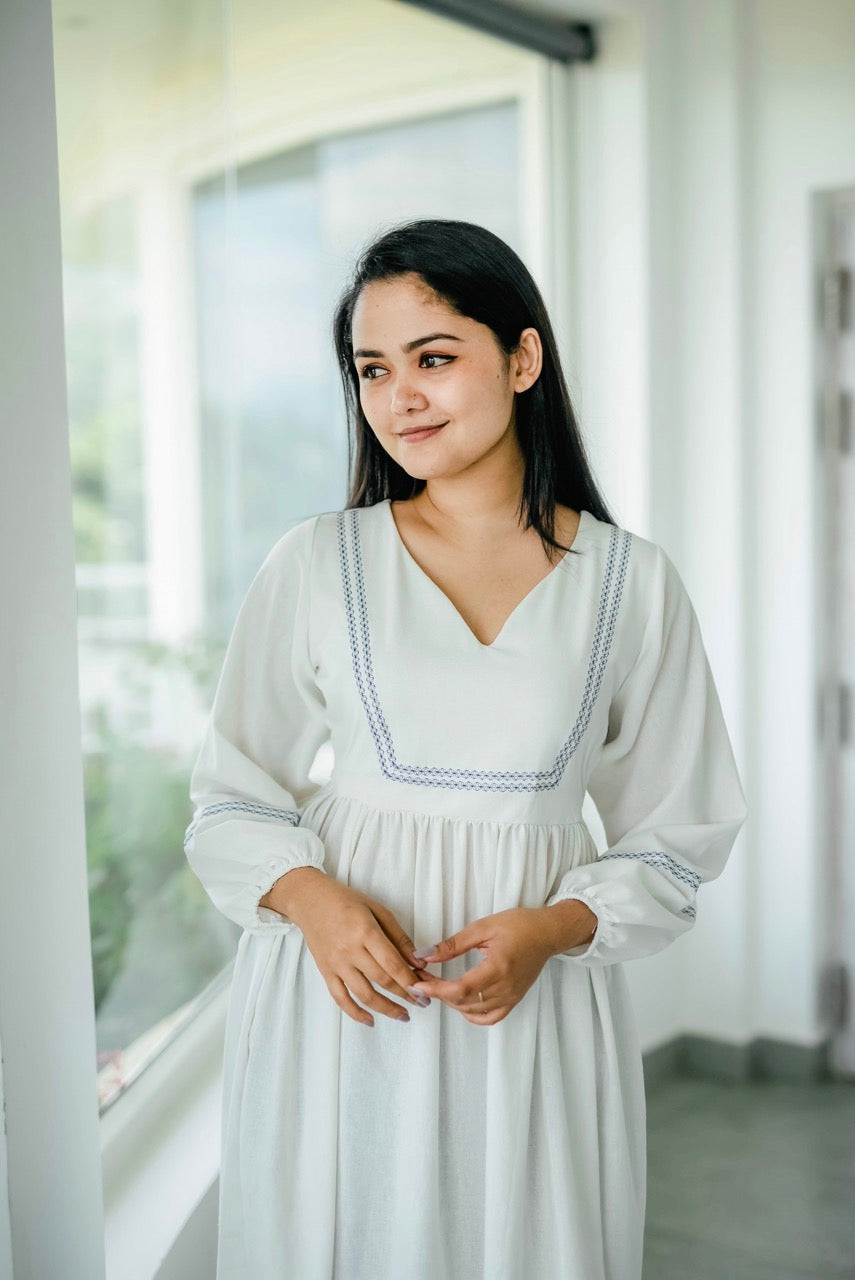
558, 0, 855, 1053
744, 0, 855, 1048
648, 0, 855, 1052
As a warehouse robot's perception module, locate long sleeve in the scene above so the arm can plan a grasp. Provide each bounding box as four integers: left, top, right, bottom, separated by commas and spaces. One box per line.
546, 541, 748, 965
183, 514, 331, 935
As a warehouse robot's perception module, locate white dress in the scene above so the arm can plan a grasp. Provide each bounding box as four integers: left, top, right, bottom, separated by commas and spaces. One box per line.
184, 498, 747, 1280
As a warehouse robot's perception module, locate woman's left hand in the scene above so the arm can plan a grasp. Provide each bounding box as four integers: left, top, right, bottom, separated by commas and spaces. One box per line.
406, 907, 556, 1025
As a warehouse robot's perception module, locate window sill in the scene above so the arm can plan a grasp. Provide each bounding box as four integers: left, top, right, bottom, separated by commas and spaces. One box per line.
100, 971, 230, 1280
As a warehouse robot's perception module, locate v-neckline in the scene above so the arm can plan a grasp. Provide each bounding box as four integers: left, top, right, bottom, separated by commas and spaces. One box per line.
384, 497, 589, 650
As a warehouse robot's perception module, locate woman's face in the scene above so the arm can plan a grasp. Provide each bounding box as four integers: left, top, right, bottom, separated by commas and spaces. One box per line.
350, 273, 540, 482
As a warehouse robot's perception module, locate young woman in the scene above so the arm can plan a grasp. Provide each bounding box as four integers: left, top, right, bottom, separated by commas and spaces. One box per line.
184, 218, 748, 1279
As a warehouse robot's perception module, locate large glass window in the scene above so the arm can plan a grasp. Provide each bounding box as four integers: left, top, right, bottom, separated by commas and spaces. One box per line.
194, 101, 519, 633
52, 0, 529, 1110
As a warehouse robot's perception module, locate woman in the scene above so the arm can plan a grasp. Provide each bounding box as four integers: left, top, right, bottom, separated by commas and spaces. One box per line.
184, 218, 748, 1279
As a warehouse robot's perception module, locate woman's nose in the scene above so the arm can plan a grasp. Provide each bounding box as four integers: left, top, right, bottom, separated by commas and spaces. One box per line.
390, 378, 428, 414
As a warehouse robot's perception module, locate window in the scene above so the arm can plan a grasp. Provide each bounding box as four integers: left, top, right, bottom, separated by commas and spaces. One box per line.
53, 0, 529, 1113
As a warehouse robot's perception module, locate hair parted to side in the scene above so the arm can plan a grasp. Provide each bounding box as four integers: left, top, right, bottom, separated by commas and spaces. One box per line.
331, 217, 616, 558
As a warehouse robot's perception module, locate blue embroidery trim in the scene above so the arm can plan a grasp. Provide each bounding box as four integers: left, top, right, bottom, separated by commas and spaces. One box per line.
598, 849, 703, 894
184, 800, 300, 850
337, 506, 632, 792
680, 904, 697, 919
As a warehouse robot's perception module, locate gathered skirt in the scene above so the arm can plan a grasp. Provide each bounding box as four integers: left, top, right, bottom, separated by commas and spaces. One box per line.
216, 787, 646, 1280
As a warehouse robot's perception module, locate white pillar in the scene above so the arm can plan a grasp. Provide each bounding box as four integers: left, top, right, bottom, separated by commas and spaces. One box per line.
0, 0, 106, 1274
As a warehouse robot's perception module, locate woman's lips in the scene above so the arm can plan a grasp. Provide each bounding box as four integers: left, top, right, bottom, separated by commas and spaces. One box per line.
399, 422, 447, 443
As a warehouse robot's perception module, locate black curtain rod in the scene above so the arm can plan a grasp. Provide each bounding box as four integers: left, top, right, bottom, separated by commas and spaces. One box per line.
395, 0, 596, 64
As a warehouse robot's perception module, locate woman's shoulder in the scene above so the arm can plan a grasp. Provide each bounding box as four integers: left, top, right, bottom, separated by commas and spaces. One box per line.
262, 511, 325, 567
251, 510, 345, 593
579, 507, 666, 574
267, 503, 381, 582
579, 511, 690, 638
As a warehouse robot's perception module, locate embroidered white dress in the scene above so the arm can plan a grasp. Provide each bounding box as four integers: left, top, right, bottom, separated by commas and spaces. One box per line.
184, 498, 747, 1280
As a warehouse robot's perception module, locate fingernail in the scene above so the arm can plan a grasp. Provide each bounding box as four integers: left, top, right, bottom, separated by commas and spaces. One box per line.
413, 945, 439, 960
406, 986, 431, 1006
396, 1010, 410, 1022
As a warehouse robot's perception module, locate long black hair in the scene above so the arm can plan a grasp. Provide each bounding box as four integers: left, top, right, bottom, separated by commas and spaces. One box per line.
332, 218, 616, 558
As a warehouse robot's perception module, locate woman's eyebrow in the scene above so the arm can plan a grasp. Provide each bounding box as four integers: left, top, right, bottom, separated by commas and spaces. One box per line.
353, 332, 464, 359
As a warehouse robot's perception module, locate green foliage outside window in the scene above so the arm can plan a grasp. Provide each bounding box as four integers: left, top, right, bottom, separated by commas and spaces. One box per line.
84, 638, 239, 1059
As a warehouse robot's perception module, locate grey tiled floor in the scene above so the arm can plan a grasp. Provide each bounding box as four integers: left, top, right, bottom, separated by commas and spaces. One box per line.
643, 1077, 855, 1279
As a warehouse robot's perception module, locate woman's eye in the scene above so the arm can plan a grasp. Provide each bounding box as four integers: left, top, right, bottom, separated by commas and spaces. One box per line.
358, 354, 454, 380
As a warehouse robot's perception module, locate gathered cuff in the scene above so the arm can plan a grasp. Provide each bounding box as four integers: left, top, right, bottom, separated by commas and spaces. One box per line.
184, 808, 328, 935
245, 832, 327, 932
544, 886, 618, 962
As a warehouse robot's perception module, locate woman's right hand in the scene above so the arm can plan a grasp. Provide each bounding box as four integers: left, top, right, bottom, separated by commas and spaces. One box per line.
265, 867, 431, 1027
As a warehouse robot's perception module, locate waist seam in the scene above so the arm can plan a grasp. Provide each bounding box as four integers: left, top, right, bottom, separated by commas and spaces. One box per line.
300, 784, 587, 833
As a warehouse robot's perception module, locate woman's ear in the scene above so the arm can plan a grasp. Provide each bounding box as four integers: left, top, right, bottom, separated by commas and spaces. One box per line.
512, 327, 543, 392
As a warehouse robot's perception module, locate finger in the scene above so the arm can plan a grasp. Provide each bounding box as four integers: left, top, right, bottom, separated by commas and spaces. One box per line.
417, 981, 470, 1009
462, 1005, 507, 1025
458, 992, 495, 1014
326, 974, 375, 1027
370, 904, 427, 971
359, 950, 430, 1009
413, 924, 490, 965
364, 932, 431, 1005
344, 964, 413, 1022
415, 974, 489, 1008
457, 982, 503, 1012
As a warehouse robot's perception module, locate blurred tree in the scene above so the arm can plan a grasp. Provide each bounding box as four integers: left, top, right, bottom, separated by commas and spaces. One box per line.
84, 637, 236, 1056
